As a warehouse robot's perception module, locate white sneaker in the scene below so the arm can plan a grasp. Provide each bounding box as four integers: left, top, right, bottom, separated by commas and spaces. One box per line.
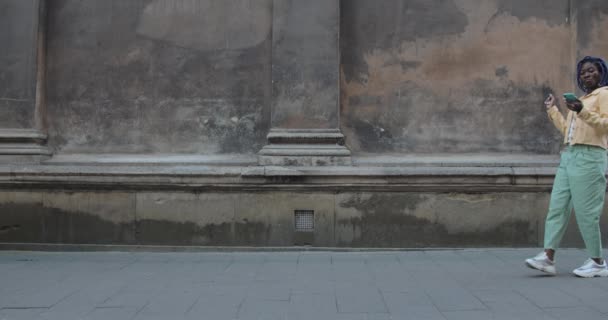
525, 251, 556, 275
573, 259, 608, 278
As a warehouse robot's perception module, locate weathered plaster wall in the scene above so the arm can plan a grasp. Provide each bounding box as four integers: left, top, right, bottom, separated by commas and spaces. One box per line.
42, 0, 608, 156
271, 0, 340, 129
3, 1, 608, 248
0, 0, 39, 128
340, 0, 573, 154
45, 0, 272, 154
0, 190, 601, 248
574, 0, 608, 64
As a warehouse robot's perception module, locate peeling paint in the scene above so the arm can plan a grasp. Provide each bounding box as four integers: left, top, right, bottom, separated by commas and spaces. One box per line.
341, 0, 572, 154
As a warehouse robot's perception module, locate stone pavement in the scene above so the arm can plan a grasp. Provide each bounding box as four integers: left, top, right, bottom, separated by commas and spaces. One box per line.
1, 248, 608, 320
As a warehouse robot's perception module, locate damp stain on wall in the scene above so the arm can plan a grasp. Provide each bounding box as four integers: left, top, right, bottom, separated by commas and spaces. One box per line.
335, 192, 540, 247
340, 0, 572, 154
0, 203, 136, 244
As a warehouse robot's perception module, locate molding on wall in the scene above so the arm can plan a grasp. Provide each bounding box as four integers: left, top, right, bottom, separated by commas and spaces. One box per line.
0, 153, 561, 192
0, 129, 51, 162
258, 129, 352, 166
265, 129, 347, 145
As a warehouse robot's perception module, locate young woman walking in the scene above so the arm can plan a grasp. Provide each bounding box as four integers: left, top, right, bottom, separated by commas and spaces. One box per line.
526, 56, 608, 277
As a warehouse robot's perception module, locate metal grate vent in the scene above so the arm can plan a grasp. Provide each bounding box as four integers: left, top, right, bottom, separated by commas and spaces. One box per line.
294, 210, 314, 231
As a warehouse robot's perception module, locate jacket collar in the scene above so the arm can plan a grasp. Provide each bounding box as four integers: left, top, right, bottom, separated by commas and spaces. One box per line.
582, 86, 608, 98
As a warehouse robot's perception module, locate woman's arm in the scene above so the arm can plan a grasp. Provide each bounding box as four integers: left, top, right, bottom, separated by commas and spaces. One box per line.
577, 89, 608, 133
546, 106, 567, 136
544, 94, 567, 136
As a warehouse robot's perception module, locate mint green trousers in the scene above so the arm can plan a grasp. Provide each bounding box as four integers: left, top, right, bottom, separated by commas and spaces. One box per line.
544, 145, 607, 258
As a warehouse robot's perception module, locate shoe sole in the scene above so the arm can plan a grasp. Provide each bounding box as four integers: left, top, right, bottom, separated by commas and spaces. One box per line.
573, 270, 608, 278
525, 260, 556, 275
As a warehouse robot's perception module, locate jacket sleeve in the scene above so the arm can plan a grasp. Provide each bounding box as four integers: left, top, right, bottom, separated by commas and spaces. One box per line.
546, 105, 567, 136
578, 89, 608, 133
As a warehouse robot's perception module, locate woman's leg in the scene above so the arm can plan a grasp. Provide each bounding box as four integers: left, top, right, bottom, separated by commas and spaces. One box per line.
526, 152, 572, 274
544, 155, 574, 256
569, 150, 607, 259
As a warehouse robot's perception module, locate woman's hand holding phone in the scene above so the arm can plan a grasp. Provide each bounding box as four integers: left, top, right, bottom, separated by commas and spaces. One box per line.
563, 93, 583, 113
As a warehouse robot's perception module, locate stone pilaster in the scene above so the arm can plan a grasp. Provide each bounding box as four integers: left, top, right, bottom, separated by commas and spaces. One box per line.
0, 0, 50, 163
258, 0, 351, 166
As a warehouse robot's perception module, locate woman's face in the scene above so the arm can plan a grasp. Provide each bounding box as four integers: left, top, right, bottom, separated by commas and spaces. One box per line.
579, 61, 601, 91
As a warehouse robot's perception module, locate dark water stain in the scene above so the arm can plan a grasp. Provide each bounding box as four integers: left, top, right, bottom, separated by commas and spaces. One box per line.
340, 214, 535, 247
494, 0, 569, 27
137, 220, 233, 245
350, 119, 395, 153
400, 61, 422, 71
348, 95, 383, 107
341, 0, 468, 82
0, 203, 276, 246
0, 224, 21, 234
337, 194, 536, 247
495, 66, 509, 78
341, 193, 425, 212
0, 204, 136, 244
234, 220, 272, 246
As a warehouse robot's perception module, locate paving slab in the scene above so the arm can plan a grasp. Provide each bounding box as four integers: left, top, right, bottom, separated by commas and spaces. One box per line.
1, 249, 608, 319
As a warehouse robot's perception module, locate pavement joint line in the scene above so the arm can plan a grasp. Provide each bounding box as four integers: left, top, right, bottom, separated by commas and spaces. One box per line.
235, 296, 246, 318
1, 244, 590, 254
0, 242, 551, 253
132, 301, 149, 319
377, 288, 390, 314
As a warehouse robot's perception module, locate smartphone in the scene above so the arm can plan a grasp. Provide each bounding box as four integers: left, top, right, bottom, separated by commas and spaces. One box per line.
563, 93, 578, 101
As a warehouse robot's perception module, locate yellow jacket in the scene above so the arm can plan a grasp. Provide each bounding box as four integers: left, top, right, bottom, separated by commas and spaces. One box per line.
547, 86, 608, 149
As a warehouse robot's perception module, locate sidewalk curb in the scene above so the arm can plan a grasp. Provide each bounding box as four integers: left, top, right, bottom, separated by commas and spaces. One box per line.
0, 242, 542, 253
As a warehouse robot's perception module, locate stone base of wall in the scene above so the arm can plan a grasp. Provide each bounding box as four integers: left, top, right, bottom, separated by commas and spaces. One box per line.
0, 129, 51, 164
0, 154, 597, 248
